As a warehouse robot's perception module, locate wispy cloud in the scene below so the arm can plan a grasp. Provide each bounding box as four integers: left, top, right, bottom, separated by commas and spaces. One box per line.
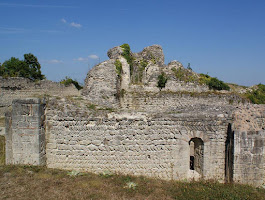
0, 27, 26, 34
74, 55, 99, 62
42, 59, 63, 64
61, 19, 82, 29
61, 18, 67, 24
0, 27, 62, 34
70, 22, 82, 28
40, 30, 62, 33
0, 3, 75, 8
74, 57, 88, 62
88, 55, 99, 60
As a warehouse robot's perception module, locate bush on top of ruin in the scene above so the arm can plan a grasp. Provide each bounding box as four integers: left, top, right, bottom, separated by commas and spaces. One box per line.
60, 76, 83, 90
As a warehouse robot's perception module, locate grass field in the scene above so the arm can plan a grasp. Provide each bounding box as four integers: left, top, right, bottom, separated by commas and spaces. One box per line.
0, 165, 264, 200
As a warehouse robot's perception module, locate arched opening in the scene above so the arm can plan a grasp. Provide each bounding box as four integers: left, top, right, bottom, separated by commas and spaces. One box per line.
189, 138, 204, 175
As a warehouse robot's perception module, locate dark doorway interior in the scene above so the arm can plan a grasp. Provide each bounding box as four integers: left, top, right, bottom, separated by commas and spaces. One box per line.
225, 123, 234, 183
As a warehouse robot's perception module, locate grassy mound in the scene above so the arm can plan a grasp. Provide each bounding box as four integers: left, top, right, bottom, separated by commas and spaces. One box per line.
0, 165, 264, 200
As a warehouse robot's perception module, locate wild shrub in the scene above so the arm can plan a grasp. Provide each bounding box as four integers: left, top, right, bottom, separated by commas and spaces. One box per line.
157, 72, 168, 90
246, 84, 265, 104
60, 77, 83, 90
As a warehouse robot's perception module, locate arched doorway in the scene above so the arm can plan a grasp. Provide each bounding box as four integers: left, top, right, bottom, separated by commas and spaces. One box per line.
189, 138, 204, 175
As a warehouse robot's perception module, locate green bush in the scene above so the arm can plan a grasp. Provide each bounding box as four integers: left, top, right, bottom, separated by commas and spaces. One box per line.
199, 74, 230, 91
207, 77, 230, 91
246, 84, 265, 104
157, 72, 168, 90
60, 77, 83, 90
0, 53, 45, 80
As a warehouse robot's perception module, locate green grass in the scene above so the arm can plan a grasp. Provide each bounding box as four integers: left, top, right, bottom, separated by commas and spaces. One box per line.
0, 165, 264, 200
0, 136, 5, 165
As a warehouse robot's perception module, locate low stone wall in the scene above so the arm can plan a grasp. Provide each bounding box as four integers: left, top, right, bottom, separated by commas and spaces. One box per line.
233, 130, 265, 186
0, 77, 80, 117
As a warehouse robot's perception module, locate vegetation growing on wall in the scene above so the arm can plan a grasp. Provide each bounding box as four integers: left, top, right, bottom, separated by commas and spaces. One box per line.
120, 44, 134, 76
157, 72, 168, 90
114, 59, 122, 77
199, 74, 230, 91
60, 77, 83, 90
0, 136, 5, 165
0, 53, 45, 80
245, 84, 265, 104
171, 67, 198, 83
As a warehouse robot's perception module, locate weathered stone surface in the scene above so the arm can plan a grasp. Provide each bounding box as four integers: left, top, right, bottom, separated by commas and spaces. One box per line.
107, 46, 123, 59
5, 98, 46, 165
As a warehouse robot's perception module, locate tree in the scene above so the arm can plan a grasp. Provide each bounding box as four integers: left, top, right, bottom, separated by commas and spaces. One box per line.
24, 53, 45, 80
0, 53, 45, 80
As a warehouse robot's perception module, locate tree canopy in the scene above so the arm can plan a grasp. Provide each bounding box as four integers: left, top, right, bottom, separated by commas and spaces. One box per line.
0, 53, 45, 80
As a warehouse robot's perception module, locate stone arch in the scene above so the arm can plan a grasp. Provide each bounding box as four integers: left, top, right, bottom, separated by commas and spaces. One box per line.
189, 137, 204, 175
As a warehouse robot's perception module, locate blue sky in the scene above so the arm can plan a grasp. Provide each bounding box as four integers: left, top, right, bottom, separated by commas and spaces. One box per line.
0, 0, 264, 86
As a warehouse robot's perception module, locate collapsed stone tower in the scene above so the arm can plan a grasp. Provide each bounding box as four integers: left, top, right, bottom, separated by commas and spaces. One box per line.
4, 44, 265, 187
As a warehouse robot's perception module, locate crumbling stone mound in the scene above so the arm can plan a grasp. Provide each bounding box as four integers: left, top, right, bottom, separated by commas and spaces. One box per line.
107, 46, 123, 59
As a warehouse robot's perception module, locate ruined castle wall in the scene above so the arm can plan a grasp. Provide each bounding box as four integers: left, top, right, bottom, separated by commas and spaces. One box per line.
5, 98, 46, 165
233, 130, 265, 186
121, 91, 244, 113
0, 77, 80, 117
45, 101, 230, 181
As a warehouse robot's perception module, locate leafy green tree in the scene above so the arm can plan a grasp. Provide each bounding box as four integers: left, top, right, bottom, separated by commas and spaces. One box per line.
0, 53, 45, 80
24, 53, 45, 80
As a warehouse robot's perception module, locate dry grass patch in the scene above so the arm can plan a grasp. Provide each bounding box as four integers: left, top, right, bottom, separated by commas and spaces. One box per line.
0, 117, 5, 127
0, 165, 265, 200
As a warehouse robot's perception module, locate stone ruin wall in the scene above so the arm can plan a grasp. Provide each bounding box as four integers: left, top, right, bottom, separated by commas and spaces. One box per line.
233, 130, 265, 186
0, 77, 80, 117
120, 91, 245, 113
4, 98, 264, 187
46, 98, 230, 181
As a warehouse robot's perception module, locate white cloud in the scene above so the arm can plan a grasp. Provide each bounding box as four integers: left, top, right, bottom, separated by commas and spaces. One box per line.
88, 54, 99, 60
42, 59, 63, 64
74, 57, 88, 62
74, 55, 99, 62
70, 22, 82, 28
61, 18, 67, 24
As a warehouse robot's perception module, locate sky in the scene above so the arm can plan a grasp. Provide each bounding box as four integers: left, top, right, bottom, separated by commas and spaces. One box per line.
0, 0, 264, 86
